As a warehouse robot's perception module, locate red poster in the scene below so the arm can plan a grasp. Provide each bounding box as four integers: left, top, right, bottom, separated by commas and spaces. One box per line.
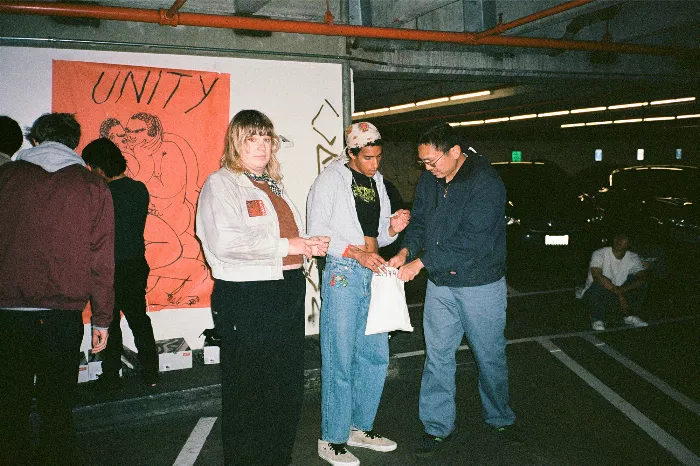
53, 60, 230, 314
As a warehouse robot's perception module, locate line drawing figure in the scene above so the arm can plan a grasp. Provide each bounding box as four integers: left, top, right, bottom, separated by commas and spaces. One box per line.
101, 113, 209, 307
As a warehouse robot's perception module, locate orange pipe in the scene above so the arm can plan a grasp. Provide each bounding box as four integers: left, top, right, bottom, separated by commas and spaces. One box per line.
0, 2, 695, 57
473, 0, 595, 39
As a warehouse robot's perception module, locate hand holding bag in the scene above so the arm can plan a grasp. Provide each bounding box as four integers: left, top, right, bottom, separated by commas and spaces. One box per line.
365, 267, 414, 335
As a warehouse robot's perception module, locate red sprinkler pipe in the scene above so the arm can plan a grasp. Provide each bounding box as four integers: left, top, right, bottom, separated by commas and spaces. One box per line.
0, 2, 695, 58
472, 0, 596, 40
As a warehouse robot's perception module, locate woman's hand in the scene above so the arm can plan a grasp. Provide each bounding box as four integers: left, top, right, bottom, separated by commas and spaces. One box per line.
309, 236, 331, 257
389, 209, 411, 236
288, 237, 313, 258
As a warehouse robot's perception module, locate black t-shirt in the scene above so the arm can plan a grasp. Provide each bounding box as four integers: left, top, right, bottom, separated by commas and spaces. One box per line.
347, 165, 380, 237
108, 176, 149, 263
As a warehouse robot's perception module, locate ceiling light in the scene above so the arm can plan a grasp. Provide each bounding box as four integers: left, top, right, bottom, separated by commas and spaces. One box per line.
416, 97, 449, 106
460, 120, 484, 126
613, 119, 643, 124
643, 116, 675, 121
510, 114, 537, 120
570, 106, 606, 114
538, 110, 570, 117
585, 121, 613, 126
364, 108, 389, 115
561, 123, 586, 128
352, 111, 366, 117
650, 97, 695, 105
389, 103, 416, 111
450, 90, 491, 101
677, 114, 700, 119
608, 102, 648, 110
448, 122, 460, 127
485, 117, 509, 124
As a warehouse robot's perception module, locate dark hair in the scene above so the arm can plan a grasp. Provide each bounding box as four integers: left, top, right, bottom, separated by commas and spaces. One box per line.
25, 113, 81, 149
82, 138, 127, 177
99, 118, 123, 138
418, 123, 463, 154
0, 115, 23, 155
130, 112, 162, 138
348, 139, 382, 157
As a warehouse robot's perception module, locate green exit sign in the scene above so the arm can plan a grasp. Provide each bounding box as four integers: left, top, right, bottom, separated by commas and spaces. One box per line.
511, 150, 522, 162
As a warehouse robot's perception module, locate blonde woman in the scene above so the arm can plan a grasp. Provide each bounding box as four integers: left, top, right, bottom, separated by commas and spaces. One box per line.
196, 109, 329, 465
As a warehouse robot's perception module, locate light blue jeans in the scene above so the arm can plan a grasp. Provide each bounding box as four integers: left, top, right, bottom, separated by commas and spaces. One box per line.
419, 276, 515, 437
320, 255, 390, 444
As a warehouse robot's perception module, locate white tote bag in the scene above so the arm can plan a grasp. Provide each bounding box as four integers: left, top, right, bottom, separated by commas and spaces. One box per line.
366, 267, 414, 335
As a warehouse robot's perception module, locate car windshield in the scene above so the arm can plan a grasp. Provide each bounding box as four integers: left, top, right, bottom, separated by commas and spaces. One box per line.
610, 167, 700, 198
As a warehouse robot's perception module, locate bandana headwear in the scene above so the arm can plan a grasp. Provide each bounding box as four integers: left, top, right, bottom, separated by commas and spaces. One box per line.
345, 122, 381, 149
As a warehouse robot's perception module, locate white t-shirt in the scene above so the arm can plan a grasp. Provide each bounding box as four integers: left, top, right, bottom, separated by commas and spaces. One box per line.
583, 247, 645, 293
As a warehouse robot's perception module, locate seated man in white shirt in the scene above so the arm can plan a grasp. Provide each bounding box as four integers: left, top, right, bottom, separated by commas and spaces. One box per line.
582, 232, 649, 331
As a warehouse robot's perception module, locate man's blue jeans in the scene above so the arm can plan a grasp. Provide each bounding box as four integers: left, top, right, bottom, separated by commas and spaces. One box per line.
320, 255, 390, 443
419, 276, 515, 437
584, 275, 647, 322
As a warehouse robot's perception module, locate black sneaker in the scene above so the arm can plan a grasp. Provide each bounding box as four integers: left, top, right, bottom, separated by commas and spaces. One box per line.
493, 424, 524, 445
414, 431, 455, 457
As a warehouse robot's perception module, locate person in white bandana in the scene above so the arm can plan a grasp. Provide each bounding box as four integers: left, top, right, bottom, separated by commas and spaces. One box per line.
308, 122, 410, 466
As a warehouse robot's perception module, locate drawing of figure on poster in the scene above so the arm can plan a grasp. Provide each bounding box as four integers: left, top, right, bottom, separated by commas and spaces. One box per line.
100, 113, 208, 307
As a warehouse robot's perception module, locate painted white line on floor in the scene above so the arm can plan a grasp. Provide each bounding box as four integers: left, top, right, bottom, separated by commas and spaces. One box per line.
173, 417, 217, 466
583, 334, 700, 417
537, 338, 700, 466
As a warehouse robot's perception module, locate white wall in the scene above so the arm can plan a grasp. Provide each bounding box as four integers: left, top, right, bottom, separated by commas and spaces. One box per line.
0, 46, 344, 349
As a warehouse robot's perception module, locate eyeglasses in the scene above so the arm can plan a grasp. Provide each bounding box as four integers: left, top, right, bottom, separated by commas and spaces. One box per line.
417, 152, 445, 168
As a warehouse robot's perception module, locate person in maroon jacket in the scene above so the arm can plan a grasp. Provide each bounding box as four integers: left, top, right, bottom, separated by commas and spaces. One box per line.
0, 113, 115, 466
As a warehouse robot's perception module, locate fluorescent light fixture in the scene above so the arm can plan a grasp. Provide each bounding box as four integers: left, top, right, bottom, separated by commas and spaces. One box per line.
613, 119, 643, 124
416, 97, 449, 106
460, 120, 484, 126
585, 121, 613, 126
650, 97, 695, 105
364, 108, 389, 115
448, 122, 460, 127
643, 116, 675, 122
561, 123, 586, 128
570, 106, 606, 114
352, 111, 366, 117
510, 114, 537, 120
450, 90, 491, 101
485, 117, 509, 124
595, 149, 602, 161
637, 148, 644, 161
676, 148, 682, 160
677, 114, 700, 119
608, 102, 648, 110
389, 103, 416, 111
538, 110, 570, 117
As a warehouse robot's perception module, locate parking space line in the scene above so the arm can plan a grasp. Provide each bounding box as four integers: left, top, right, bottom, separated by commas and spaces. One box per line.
172, 417, 217, 466
583, 334, 700, 417
537, 338, 700, 466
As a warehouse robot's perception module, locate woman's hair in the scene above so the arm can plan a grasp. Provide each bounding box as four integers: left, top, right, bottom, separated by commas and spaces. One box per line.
82, 137, 127, 178
221, 110, 282, 182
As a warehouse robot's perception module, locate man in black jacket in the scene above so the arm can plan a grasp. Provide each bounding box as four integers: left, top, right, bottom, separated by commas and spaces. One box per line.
389, 124, 518, 455
83, 137, 159, 388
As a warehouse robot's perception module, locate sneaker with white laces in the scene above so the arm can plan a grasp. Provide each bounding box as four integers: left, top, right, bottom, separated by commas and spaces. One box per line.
318, 440, 360, 466
347, 429, 397, 452
592, 320, 605, 331
623, 315, 648, 327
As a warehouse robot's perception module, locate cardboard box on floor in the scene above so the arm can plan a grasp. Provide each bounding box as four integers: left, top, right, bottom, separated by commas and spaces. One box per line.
157, 338, 192, 372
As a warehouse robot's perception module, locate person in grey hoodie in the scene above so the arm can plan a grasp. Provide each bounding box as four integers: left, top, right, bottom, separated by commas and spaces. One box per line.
0, 113, 114, 466
308, 122, 410, 466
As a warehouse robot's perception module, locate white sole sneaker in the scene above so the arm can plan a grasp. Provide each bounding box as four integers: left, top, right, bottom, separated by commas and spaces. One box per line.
318, 440, 360, 466
347, 430, 397, 452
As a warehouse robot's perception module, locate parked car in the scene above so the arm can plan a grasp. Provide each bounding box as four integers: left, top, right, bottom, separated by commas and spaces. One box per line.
492, 161, 597, 281
579, 164, 700, 277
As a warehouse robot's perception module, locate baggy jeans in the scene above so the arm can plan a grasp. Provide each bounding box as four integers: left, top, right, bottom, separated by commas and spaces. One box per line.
320, 255, 389, 443
419, 277, 515, 437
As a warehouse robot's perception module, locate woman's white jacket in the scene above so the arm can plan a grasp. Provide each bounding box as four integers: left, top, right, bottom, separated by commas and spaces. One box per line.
196, 167, 305, 282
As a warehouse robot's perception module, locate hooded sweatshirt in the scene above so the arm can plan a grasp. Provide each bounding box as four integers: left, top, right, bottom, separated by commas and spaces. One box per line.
0, 142, 115, 328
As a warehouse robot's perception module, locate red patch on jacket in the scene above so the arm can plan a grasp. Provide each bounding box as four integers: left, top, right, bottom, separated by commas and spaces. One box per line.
246, 200, 267, 217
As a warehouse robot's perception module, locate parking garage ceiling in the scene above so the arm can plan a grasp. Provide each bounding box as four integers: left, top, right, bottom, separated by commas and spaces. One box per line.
1, 0, 699, 139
